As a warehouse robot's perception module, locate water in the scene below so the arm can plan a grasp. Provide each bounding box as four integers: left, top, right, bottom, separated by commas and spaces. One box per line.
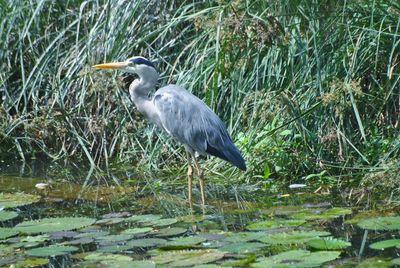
0, 162, 399, 267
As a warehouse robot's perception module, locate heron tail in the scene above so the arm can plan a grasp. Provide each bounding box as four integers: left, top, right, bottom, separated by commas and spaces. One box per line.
206, 142, 247, 171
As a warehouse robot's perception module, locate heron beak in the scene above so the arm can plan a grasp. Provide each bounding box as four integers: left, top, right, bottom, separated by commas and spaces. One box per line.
92, 62, 128, 69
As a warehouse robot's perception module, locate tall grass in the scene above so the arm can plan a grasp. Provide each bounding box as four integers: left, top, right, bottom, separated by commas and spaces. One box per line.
0, 0, 399, 185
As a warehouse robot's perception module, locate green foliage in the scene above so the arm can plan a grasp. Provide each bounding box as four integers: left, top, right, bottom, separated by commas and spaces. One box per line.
252, 250, 341, 268
151, 249, 225, 267
306, 237, 351, 250
15, 217, 96, 234
0, 227, 18, 239
257, 230, 331, 245
357, 216, 400, 231
247, 219, 305, 230
26, 245, 78, 257
0, 0, 398, 186
0, 193, 41, 208
0, 211, 18, 221
369, 239, 400, 250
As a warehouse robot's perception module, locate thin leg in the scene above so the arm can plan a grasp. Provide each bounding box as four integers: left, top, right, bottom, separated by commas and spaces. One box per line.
186, 152, 193, 208
194, 157, 206, 207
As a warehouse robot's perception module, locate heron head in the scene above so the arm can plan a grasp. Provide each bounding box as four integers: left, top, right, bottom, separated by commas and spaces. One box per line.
92, 56, 156, 75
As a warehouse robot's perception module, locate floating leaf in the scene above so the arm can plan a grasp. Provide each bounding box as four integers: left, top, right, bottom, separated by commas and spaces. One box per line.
252, 249, 341, 267
357, 257, 392, 268
15, 258, 49, 267
258, 230, 331, 245
127, 238, 167, 248
0, 193, 41, 208
154, 227, 187, 237
357, 216, 400, 231
15, 217, 96, 234
291, 207, 352, 221
392, 258, 400, 265
97, 245, 133, 253
369, 239, 400, 250
147, 218, 178, 227
224, 232, 264, 243
0, 211, 18, 221
247, 219, 305, 231
65, 237, 95, 245
152, 249, 224, 267
96, 234, 134, 242
0, 227, 18, 239
100, 260, 156, 268
84, 252, 133, 261
122, 227, 153, 236
161, 236, 206, 249
220, 242, 266, 253
177, 215, 207, 223
126, 214, 162, 224
95, 218, 126, 225
26, 245, 78, 257
306, 237, 351, 250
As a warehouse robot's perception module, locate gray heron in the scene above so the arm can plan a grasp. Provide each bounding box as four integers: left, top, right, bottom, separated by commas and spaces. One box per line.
93, 56, 246, 206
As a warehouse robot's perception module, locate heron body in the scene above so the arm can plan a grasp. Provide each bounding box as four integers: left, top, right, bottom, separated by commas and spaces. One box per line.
93, 56, 246, 206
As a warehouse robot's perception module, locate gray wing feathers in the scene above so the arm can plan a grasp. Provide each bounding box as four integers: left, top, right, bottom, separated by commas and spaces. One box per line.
153, 85, 246, 171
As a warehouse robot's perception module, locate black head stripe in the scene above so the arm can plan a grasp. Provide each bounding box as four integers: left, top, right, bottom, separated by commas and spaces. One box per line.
130, 57, 155, 68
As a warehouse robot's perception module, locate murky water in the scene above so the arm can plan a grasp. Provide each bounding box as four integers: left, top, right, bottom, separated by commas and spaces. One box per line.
0, 162, 399, 267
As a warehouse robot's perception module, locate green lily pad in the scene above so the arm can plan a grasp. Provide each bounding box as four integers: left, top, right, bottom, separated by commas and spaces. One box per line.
15, 258, 49, 267
252, 249, 341, 267
357, 216, 400, 231
127, 238, 167, 248
0, 227, 18, 239
13, 234, 50, 248
0, 244, 14, 257
84, 252, 133, 261
258, 230, 331, 245
392, 258, 400, 265
369, 239, 400, 250
146, 218, 178, 227
100, 260, 156, 268
224, 232, 265, 243
357, 257, 392, 267
177, 214, 207, 223
220, 242, 266, 253
154, 227, 187, 237
0, 193, 41, 208
122, 227, 153, 236
247, 219, 305, 231
97, 245, 133, 253
26, 245, 78, 257
0, 211, 18, 222
96, 234, 134, 242
126, 214, 162, 224
306, 237, 351, 250
15, 217, 96, 234
152, 249, 225, 267
161, 236, 206, 249
291, 207, 352, 221
95, 218, 126, 225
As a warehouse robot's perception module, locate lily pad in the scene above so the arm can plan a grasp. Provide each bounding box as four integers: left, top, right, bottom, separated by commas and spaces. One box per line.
15, 217, 96, 234
15, 258, 50, 267
357, 257, 392, 267
369, 239, 400, 250
357, 216, 400, 231
127, 238, 167, 248
95, 218, 126, 225
220, 242, 266, 253
126, 214, 162, 224
146, 218, 178, 227
252, 249, 341, 267
247, 219, 305, 230
84, 252, 133, 261
0, 193, 41, 208
154, 227, 187, 237
0, 227, 18, 239
26, 245, 78, 257
306, 237, 351, 250
224, 232, 264, 243
177, 215, 207, 223
122, 227, 153, 236
291, 207, 352, 221
96, 234, 134, 242
152, 249, 225, 267
392, 258, 400, 265
100, 260, 156, 268
258, 230, 331, 245
97, 245, 133, 253
161, 236, 206, 249
0, 211, 18, 222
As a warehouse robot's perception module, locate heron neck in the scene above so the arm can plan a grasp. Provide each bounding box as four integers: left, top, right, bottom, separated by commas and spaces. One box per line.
129, 71, 159, 122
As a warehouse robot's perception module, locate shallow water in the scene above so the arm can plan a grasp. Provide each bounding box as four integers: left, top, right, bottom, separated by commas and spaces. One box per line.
0, 163, 399, 267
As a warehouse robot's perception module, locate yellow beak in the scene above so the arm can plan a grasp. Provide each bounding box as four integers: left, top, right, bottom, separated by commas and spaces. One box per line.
92, 62, 128, 69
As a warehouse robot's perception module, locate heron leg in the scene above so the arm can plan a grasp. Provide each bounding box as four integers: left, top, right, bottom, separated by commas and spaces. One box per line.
194, 157, 206, 207
186, 152, 193, 207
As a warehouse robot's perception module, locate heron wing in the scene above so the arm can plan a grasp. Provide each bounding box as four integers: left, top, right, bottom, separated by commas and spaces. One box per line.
153, 85, 246, 170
